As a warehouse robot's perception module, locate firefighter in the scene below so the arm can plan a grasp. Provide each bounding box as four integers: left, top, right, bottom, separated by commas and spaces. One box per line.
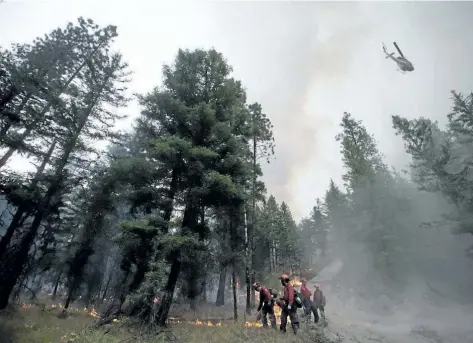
300, 278, 318, 323
253, 282, 277, 329
313, 284, 326, 321
279, 274, 299, 334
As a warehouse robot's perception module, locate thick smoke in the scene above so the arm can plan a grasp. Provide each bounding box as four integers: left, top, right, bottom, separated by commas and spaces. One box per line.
209, 2, 374, 219
210, 4, 473, 341
320, 170, 473, 343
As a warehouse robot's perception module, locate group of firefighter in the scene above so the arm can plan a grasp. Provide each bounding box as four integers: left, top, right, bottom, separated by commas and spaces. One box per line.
252, 274, 326, 335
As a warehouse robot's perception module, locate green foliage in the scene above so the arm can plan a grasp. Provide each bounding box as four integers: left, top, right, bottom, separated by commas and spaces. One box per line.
393, 90, 473, 241
126, 261, 169, 322
0, 17, 126, 168
254, 196, 303, 275
248, 102, 275, 164
0, 18, 284, 325
304, 113, 419, 291
336, 112, 388, 189
119, 218, 161, 238
7, 9, 473, 331
298, 199, 329, 268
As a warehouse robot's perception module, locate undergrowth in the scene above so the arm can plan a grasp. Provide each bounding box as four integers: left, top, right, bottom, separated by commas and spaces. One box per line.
0, 304, 335, 343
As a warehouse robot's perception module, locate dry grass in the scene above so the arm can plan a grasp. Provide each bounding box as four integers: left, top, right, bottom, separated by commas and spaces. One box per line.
0, 305, 92, 343
168, 303, 236, 321
0, 302, 332, 343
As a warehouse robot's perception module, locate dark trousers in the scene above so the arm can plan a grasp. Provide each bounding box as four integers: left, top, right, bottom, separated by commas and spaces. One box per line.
280, 305, 299, 334
261, 303, 276, 328
303, 298, 319, 323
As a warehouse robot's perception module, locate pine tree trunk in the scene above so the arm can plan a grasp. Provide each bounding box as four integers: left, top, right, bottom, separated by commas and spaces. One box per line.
244, 205, 251, 315
164, 169, 178, 223
0, 140, 56, 261
200, 280, 207, 303
251, 134, 257, 308
52, 232, 78, 302
0, 205, 27, 263
0, 85, 103, 309
250, 234, 256, 307
63, 282, 74, 310
31, 274, 43, 300
52, 271, 62, 300
155, 200, 197, 326
0, 202, 51, 308
188, 268, 198, 311
216, 267, 226, 306
155, 251, 181, 327
232, 267, 238, 322
84, 286, 92, 310
100, 276, 111, 304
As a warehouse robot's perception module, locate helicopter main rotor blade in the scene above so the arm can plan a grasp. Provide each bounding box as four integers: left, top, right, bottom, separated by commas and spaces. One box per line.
393, 42, 405, 58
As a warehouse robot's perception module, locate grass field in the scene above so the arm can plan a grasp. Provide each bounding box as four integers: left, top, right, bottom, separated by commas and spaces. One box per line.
0, 300, 331, 343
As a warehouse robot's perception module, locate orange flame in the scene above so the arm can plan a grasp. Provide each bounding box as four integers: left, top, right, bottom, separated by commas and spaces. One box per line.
245, 321, 263, 327
20, 302, 288, 328
21, 303, 99, 318
191, 319, 223, 327
87, 308, 99, 318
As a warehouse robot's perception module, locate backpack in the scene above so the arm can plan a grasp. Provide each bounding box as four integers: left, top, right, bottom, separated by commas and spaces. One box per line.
267, 288, 278, 298
293, 289, 303, 308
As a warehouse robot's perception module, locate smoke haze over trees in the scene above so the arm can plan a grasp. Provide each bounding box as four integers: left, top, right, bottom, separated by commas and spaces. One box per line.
1, 14, 473, 343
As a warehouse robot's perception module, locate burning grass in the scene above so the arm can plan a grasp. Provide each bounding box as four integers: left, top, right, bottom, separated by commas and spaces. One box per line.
0, 304, 309, 343
21, 302, 100, 318
1, 297, 334, 343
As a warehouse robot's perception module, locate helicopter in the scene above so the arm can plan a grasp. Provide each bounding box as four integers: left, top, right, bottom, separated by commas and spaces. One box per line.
382, 42, 414, 73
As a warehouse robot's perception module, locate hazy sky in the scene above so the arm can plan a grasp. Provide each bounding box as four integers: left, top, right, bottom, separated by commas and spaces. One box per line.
1, 0, 473, 220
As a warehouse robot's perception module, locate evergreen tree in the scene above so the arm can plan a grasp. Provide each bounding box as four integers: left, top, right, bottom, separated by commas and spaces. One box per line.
0, 18, 129, 309
393, 91, 473, 247
245, 102, 274, 311
135, 48, 253, 326
0, 20, 299, 328
335, 113, 412, 290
